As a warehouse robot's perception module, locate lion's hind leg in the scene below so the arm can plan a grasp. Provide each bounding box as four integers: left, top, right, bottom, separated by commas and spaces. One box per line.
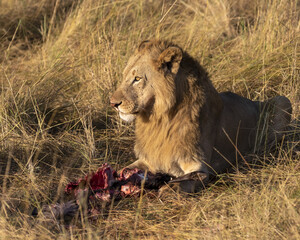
256, 96, 292, 151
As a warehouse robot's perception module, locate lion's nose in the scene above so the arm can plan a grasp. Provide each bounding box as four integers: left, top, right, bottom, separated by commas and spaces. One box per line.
110, 100, 122, 109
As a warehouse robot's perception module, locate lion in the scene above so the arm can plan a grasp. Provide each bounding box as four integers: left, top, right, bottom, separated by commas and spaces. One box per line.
110, 39, 292, 192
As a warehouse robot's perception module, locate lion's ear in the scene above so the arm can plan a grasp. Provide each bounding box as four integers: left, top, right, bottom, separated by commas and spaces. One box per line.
158, 46, 182, 74
138, 40, 151, 51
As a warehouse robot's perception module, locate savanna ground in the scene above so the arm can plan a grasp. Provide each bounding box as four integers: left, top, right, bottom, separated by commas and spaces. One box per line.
0, 0, 299, 239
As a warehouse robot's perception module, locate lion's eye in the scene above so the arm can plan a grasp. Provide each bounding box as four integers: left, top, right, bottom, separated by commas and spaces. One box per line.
133, 76, 142, 83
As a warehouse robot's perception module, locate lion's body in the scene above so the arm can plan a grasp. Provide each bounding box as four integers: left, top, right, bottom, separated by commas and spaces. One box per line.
111, 40, 292, 187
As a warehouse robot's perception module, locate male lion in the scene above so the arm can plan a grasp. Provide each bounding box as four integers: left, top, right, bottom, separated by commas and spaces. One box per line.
110, 39, 292, 192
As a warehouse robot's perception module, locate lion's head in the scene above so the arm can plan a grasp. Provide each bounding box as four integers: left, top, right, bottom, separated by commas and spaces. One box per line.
110, 40, 183, 122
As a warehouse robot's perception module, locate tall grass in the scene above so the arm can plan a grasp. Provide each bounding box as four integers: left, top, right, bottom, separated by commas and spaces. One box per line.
0, 0, 299, 239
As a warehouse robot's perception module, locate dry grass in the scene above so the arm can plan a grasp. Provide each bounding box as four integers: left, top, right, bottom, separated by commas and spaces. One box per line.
0, 0, 299, 239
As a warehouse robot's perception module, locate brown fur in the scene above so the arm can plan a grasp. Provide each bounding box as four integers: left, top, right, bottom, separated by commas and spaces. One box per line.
110, 39, 292, 191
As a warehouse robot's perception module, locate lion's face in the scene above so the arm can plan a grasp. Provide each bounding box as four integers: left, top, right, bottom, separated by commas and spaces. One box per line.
111, 41, 183, 122
110, 53, 157, 122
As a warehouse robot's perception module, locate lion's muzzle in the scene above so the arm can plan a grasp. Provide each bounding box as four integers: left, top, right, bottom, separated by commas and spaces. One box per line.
110, 92, 137, 122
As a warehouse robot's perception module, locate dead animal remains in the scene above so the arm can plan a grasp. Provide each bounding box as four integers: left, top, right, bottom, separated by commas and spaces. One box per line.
33, 164, 171, 225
